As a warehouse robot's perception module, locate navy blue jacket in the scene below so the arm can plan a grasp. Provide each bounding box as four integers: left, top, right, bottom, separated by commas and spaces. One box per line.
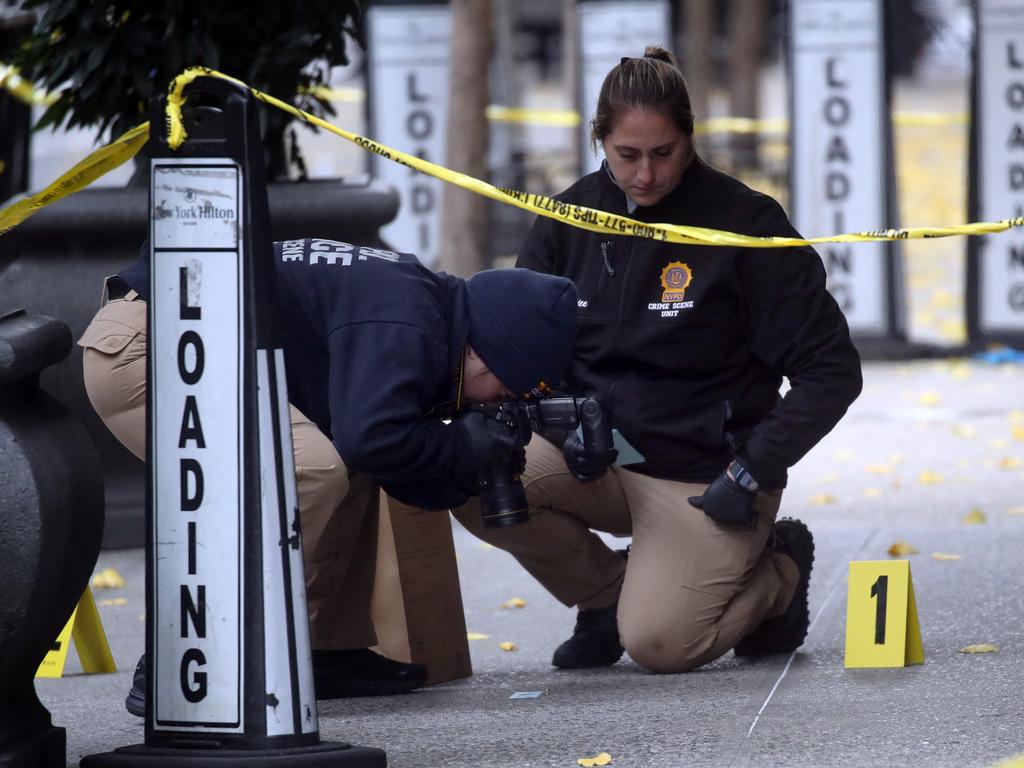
121, 238, 478, 509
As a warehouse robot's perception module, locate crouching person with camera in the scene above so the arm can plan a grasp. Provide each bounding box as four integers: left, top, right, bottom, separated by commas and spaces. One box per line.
78, 238, 578, 716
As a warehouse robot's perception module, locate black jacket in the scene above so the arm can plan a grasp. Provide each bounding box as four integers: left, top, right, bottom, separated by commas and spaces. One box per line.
518, 159, 862, 488
120, 238, 479, 510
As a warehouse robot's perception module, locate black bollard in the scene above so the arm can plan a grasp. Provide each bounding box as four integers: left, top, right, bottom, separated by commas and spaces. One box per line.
81, 77, 385, 766
0, 309, 105, 768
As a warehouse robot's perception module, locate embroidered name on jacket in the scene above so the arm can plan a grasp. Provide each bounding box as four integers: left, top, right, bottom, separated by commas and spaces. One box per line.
648, 261, 695, 317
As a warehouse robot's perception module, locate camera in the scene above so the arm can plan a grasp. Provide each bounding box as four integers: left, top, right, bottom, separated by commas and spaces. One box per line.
466, 397, 612, 529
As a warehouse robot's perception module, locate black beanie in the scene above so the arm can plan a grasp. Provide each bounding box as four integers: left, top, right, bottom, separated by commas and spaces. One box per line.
465, 268, 578, 399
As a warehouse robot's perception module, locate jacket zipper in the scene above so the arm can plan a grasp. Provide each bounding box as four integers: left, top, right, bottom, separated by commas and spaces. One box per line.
600, 240, 616, 277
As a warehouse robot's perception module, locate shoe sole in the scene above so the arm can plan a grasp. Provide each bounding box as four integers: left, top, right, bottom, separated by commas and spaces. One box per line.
733, 518, 814, 657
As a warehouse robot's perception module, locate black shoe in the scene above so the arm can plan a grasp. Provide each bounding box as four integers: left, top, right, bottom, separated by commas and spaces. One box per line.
312, 649, 427, 699
125, 655, 146, 718
733, 518, 815, 658
124, 648, 427, 717
552, 602, 624, 669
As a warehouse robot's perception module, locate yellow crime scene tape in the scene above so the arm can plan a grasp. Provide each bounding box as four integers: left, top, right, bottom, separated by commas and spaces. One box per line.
0, 62, 58, 107
309, 83, 967, 132
0, 122, 148, 236
0, 65, 1016, 247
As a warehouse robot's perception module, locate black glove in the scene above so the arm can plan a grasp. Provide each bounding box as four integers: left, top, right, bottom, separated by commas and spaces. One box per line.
562, 432, 618, 483
510, 446, 526, 477
455, 410, 521, 469
688, 469, 757, 528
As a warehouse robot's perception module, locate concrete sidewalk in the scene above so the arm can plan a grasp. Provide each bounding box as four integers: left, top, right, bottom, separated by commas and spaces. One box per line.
37, 358, 1024, 767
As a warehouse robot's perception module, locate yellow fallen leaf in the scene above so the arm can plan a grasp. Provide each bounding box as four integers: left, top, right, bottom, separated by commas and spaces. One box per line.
940, 319, 966, 340
959, 644, 999, 654
866, 464, 893, 475
809, 494, 837, 505
498, 641, 517, 652
1012, 425, 1024, 441
99, 597, 128, 607
501, 597, 527, 609
577, 754, 612, 767
998, 457, 1022, 470
948, 362, 971, 379
91, 567, 125, 589
931, 552, 963, 561
863, 487, 882, 498
991, 752, 1024, 768
467, 632, 490, 641
887, 541, 918, 557
918, 470, 944, 485
963, 508, 987, 525
919, 391, 941, 406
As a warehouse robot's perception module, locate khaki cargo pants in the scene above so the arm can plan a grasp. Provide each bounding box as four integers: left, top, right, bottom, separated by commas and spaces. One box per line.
452, 436, 800, 673
78, 289, 379, 651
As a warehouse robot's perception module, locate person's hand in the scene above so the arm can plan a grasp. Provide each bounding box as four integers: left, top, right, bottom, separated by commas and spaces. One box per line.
688, 469, 757, 527
562, 432, 618, 483
454, 411, 520, 468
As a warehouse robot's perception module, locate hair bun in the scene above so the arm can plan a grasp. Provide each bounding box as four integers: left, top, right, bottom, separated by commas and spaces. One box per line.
642, 45, 678, 68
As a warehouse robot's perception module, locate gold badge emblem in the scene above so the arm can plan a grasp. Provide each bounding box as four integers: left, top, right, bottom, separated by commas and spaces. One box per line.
660, 261, 693, 302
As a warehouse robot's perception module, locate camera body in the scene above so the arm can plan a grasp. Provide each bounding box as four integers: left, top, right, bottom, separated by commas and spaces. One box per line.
467, 397, 612, 528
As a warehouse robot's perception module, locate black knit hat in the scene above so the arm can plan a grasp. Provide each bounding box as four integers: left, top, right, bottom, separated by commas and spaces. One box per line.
466, 269, 578, 399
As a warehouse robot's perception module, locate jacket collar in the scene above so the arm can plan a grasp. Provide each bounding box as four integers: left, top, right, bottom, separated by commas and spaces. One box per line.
597, 155, 706, 220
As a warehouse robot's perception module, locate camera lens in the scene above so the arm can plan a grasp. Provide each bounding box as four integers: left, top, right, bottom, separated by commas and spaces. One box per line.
479, 466, 530, 528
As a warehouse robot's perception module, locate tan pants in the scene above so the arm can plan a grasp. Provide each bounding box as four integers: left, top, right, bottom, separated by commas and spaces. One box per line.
78, 293, 378, 650
452, 435, 799, 673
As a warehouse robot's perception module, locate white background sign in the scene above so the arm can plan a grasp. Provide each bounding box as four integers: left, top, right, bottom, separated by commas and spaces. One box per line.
790, 0, 890, 336
366, 5, 450, 266
578, 1, 671, 175
151, 160, 244, 731
977, 0, 1024, 333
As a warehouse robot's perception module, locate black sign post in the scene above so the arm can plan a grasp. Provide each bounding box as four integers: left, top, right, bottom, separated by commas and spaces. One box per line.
81, 77, 385, 767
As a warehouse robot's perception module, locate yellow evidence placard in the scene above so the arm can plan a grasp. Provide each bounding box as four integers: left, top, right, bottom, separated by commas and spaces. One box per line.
844, 560, 924, 668
36, 589, 117, 679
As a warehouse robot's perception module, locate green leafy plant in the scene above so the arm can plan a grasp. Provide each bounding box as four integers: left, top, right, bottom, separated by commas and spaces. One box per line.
10, 0, 362, 181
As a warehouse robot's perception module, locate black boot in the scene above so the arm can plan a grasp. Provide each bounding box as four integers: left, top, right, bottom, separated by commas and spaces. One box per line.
312, 649, 427, 699
124, 654, 146, 718
552, 602, 624, 669
734, 518, 815, 657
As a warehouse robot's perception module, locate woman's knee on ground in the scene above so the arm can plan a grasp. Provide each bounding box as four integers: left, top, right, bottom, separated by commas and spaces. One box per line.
620, 614, 720, 673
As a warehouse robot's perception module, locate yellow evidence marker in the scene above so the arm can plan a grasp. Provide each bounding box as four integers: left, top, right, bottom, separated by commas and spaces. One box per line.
844, 560, 924, 668
36, 588, 117, 678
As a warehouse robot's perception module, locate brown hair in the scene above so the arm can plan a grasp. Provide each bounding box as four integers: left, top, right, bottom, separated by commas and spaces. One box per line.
589, 45, 695, 153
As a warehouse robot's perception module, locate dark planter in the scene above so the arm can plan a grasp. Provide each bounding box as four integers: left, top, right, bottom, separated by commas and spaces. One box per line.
0, 311, 104, 768
0, 178, 399, 548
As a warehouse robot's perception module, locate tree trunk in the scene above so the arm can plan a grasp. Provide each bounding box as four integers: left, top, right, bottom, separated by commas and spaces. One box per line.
727, 0, 764, 169
680, 0, 713, 127
438, 0, 493, 276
